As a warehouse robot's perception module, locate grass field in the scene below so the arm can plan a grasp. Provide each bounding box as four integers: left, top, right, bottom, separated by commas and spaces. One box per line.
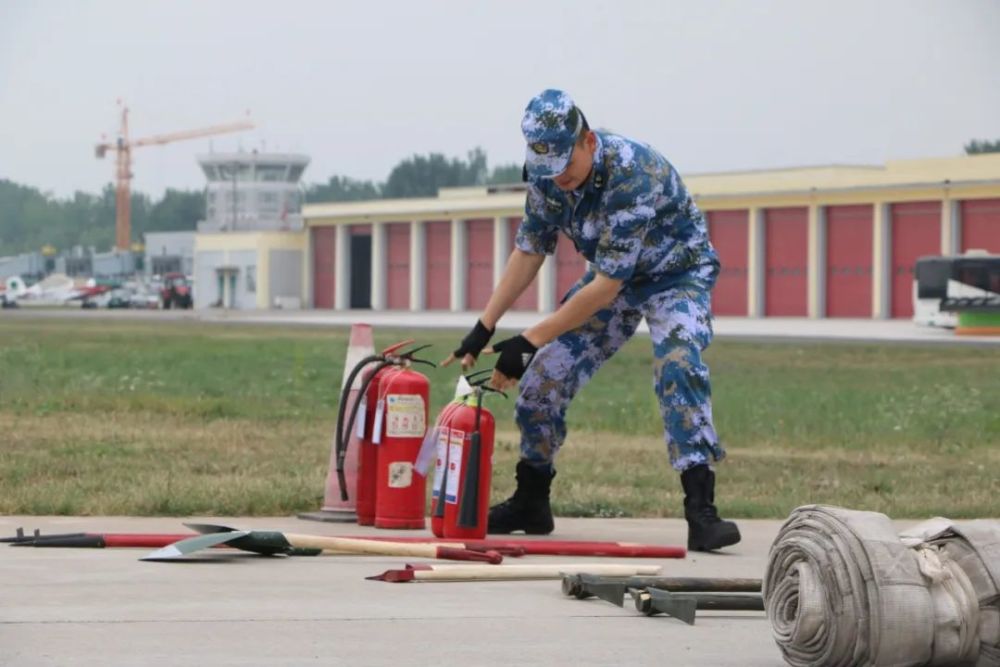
1, 315, 997, 519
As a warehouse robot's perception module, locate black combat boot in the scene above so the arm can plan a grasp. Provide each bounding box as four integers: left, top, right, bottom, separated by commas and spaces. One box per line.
487, 460, 555, 535
681, 464, 741, 552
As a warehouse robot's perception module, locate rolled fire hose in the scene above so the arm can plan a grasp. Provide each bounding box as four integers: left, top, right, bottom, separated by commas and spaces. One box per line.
764, 505, 1000, 667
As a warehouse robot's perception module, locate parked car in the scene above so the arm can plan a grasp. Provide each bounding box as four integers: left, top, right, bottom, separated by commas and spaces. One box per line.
129, 289, 161, 309
106, 288, 133, 309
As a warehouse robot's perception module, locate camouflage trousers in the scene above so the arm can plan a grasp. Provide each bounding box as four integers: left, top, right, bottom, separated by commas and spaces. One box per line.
515, 286, 724, 473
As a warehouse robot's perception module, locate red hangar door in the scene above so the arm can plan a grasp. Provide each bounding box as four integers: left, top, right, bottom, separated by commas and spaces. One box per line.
311, 226, 335, 309
825, 205, 873, 317
465, 219, 494, 310
706, 210, 749, 316
424, 221, 451, 310
960, 199, 1000, 253
764, 207, 809, 316
386, 223, 411, 310
891, 201, 941, 318
507, 218, 539, 311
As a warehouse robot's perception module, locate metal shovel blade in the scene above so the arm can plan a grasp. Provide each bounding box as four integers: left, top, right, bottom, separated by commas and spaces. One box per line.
183, 522, 241, 535
183, 524, 319, 556
140, 531, 249, 561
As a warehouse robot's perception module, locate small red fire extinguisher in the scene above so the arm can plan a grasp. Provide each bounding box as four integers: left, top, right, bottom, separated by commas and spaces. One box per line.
430, 377, 500, 540
429, 399, 465, 538
373, 363, 431, 529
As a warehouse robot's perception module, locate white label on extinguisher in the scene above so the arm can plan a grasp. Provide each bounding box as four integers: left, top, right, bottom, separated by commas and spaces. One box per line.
445, 429, 464, 504
355, 396, 367, 439
372, 399, 385, 444
388, 461, 413, 488
430, 428, 450, 499
385, 394, 425, 437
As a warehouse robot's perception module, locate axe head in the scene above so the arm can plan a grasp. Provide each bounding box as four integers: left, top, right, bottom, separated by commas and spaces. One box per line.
578, 574, 628, 607
635, 588, 698, 625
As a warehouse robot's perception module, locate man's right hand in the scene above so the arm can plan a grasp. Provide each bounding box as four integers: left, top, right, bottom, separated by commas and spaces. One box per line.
441, 319, 495, 371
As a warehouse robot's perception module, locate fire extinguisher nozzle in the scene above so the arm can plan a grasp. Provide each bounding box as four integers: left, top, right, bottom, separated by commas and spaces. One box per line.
456, 432, 482, 529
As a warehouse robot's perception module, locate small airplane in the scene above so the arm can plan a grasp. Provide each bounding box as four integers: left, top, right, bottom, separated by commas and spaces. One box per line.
1, 274, 110, 307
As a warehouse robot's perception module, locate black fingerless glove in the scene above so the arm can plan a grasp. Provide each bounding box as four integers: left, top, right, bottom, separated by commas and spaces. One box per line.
453, 319, 495, 360
491, 335, 538, 380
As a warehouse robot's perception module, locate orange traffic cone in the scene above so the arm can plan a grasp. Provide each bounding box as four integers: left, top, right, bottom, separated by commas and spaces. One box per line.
299, 322, 375, 523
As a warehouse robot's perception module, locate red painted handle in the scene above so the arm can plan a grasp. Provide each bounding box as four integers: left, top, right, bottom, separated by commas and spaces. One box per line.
436, 546, 503, 564
381, 339, 416, 356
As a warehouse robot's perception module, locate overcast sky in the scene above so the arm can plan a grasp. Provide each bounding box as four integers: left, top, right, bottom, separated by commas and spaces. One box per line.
2, 0, 998, 199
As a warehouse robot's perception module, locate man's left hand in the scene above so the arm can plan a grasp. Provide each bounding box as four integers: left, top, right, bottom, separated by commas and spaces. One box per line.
483, 334, 538, 391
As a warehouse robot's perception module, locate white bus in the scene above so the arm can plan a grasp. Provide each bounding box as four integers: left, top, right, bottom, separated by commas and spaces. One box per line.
914, 251, 1000, 328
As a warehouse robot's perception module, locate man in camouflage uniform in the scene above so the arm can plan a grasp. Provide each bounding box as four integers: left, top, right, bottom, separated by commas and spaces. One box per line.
444, 89, 740, 551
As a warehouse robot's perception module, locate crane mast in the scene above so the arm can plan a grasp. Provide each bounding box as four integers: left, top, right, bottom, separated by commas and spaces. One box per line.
95, 102, 254, 250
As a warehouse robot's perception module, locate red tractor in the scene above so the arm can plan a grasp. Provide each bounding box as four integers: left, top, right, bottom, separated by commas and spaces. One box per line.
160, 273, 193, 309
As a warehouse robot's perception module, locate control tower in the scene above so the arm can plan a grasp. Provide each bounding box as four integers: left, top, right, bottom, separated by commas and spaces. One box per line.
197, 151, 310, 232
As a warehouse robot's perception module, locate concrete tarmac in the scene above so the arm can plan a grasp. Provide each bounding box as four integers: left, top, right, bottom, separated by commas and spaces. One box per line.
1, 515, 793, 667
2, 311, 992, 665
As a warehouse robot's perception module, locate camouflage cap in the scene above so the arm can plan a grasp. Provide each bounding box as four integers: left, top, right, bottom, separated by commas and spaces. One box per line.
521, 89, 583, 179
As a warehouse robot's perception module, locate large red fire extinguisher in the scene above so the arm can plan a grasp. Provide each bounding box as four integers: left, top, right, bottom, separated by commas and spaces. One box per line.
335, 341, 433, 528
430, 381, 498, 540
355, 364, 392, 526
373, 364, 431, 529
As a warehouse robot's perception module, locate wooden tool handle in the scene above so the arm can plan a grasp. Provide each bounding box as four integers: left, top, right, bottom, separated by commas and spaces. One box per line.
283, 534, 499, 562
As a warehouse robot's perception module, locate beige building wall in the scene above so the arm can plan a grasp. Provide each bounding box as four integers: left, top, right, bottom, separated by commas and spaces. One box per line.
194, 231, 307, 309
296, 154, 1000, 317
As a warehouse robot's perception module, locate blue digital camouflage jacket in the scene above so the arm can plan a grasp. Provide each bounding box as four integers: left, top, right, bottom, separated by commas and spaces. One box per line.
516, 131, 720, 304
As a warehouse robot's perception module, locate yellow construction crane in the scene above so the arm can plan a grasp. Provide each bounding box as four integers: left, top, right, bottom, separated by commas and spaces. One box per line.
95, 101, 254, 250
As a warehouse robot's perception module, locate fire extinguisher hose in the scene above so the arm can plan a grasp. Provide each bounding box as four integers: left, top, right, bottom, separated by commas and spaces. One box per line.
336, 356, 396, 500
334, 356, 391, 501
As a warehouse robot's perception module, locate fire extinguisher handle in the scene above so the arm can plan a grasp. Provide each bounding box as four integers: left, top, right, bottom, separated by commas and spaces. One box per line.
380, 339, 417, 356
436, 546, 504, 564
466, 379, 508, 398
394, 344, 436, 368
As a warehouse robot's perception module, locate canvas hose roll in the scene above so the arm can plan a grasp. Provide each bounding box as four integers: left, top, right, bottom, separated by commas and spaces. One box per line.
763, 505, 1000, 667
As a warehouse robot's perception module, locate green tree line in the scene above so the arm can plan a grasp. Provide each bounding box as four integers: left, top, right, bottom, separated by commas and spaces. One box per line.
0, 182, 204, 257
305, 148, 520, 201
0, 149, 521, 256
965, 139, 1000, 155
